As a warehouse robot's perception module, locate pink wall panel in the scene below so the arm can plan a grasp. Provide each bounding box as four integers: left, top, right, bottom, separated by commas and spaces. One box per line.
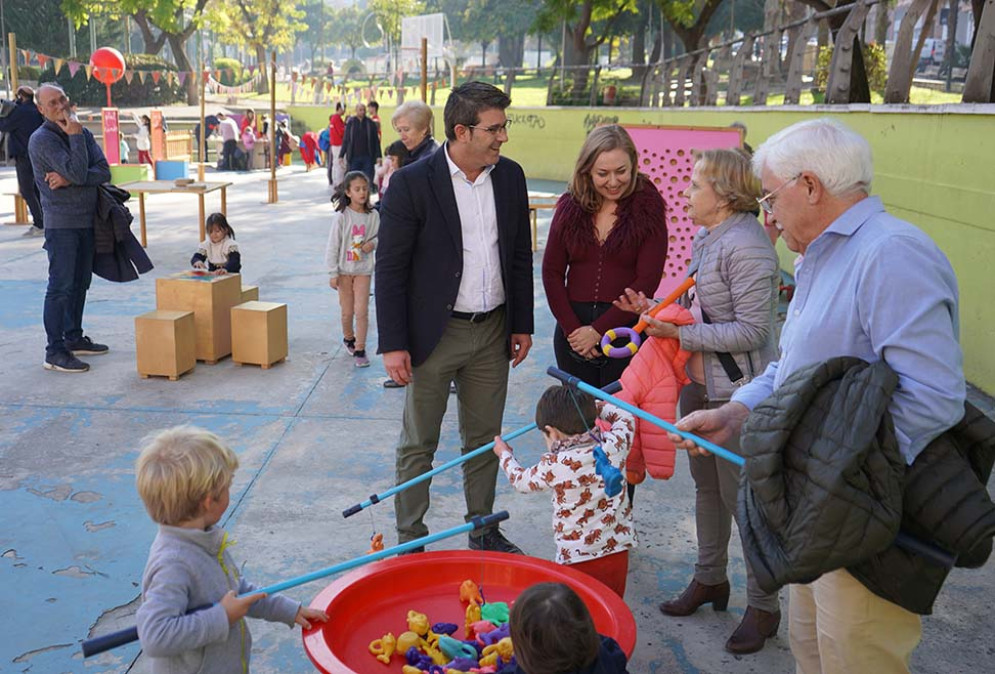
623, 125, 742, 298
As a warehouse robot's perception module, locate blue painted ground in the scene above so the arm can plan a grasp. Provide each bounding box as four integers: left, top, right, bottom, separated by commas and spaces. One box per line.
1, 160, 992, 674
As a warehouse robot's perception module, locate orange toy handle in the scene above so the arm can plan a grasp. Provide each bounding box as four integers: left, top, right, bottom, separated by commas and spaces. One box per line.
630, 276, 696, 333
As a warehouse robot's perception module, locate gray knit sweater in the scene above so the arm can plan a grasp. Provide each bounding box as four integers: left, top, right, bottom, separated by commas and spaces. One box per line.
678, 211, 780, 403
28, 120, 110, 230
136, 525, 300, 674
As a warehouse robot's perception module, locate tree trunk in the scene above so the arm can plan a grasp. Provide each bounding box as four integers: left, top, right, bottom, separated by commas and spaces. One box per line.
166, 34, 198, 105
498, 33, 524, 69
567, 23, 595, 97
133, 10, 167, 56
256, 44, 270, 94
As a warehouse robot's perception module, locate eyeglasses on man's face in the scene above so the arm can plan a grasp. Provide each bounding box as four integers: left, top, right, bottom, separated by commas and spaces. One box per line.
757, 174, 801, 215
467, 120, 512, 136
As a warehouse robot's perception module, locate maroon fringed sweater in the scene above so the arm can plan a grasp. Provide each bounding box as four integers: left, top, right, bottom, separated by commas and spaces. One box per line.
542, 175, 669, 335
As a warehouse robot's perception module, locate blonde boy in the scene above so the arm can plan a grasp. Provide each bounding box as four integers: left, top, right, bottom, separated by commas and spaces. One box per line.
135, 426, 327, 674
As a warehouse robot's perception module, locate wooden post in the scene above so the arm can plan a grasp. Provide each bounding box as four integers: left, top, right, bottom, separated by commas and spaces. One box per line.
198, 57, 206, 182
884, 0, 933, 103
727, 34, 756, 106
8, 33, 18, 92
963, 0, 995, 102
267, 51, 278, 204
827, 0, 873, 103
784, 21, 813, 105
420, 37, 428, 103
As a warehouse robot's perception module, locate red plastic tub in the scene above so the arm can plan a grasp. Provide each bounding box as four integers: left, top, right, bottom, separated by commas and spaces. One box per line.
302, 550, 637, 673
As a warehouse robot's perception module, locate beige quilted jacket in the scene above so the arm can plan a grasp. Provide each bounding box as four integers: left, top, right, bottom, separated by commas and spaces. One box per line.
677, 211, 780, 403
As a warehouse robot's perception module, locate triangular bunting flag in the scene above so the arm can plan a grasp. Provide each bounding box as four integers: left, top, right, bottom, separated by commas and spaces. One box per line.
138, 70, 147, 84
68, 61, 80, 77
325, 81, 332, 92
54, 58, 65, 74
84, 64, 93, 80
178, 72, 188, 86
167, 72, 175, 86
20, 49, 29, 64
37, 54, 49, 69
124, 70, 134, 85
152, 71, 162, 84
214, 70, 221, 80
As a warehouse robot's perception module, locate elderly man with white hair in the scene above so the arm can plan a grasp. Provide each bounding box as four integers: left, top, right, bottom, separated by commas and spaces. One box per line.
669, 118, 965, 673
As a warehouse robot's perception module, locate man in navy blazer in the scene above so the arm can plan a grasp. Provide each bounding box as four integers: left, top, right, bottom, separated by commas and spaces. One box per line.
376, 82, 533, 553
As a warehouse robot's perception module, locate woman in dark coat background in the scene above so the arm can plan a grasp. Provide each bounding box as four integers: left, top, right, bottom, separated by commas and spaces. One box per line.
542, 124, 668, 388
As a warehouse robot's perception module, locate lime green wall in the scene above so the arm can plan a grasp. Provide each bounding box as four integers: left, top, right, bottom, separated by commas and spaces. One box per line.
290, 103, 995, 393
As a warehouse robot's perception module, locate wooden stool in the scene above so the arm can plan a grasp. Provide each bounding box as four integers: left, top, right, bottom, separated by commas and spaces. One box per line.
231, 301, 287, 369
241, 285, 259, 302
4, 192, 29, 225
135, 310, 196, 380
156, 272, 242, 364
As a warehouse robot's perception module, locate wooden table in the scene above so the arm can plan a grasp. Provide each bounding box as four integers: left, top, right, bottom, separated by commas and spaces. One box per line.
120, 180, 234, 247
527, 194, 560, 252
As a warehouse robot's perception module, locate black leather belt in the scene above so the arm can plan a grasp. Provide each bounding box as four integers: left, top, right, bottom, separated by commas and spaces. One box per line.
451, 305, 503, 323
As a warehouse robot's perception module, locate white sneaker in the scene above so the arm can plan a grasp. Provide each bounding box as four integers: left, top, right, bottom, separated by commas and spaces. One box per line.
22, 226, 43, 237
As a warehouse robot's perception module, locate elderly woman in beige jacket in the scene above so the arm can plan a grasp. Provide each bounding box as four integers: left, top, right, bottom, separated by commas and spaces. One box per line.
616, 148, 781, 655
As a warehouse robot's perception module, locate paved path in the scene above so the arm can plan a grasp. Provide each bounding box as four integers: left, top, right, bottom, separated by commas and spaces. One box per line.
0, 164, 992, 673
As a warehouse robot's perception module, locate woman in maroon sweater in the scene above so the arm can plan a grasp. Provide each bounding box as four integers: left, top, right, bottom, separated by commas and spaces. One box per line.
542, 125, 669, 387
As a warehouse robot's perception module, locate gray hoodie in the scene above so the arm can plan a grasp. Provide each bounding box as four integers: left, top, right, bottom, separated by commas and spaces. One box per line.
136, 525, 300, 674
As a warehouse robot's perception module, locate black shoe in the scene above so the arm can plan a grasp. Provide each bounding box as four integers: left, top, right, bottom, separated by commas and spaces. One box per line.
383, 378, 404, 389
469, 528, 523, 555
65, 336, 109, 356
43, 351, 90, 373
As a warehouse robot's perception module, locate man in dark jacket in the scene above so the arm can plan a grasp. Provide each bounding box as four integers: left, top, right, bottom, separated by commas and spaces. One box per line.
339, 102, 381, 187
0, 86, 45, 236
376, 82, 533, 554
29, 84, 112, 373
669, 118, 965, 673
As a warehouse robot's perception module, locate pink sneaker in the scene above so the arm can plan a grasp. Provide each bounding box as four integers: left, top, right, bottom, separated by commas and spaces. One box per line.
354, 350, 370, 368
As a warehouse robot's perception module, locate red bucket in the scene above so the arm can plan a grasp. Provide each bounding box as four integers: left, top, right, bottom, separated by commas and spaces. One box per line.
303, 550, 637, 672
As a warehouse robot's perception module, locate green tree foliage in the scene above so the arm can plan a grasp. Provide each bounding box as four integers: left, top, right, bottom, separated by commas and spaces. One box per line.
39, 52, 185, 106
815, 42, 886, 93
327, 5, 366, 62
7, 0, 122, 56
62, 0, 210, 103
460, 0, 537, 67
208, 0, 307, 93
369, 0, 426, 66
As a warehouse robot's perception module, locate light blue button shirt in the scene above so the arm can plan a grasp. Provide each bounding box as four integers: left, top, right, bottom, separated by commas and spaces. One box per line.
732, 196, 965, 464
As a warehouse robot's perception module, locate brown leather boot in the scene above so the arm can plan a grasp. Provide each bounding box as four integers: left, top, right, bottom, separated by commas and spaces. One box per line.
724, 606, 781, 655
659, 579, 730, 617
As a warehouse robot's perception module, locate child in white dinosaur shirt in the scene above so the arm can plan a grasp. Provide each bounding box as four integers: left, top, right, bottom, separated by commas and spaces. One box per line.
494, 386, 637, 598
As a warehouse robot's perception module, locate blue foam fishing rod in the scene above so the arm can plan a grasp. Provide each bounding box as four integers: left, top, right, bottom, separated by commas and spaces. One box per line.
547, 366, 958, 570
81, 511, 509, 658
342, 381, 623, 518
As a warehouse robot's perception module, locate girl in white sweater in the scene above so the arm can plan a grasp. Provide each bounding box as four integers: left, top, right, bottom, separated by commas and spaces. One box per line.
325, 171, 379, 368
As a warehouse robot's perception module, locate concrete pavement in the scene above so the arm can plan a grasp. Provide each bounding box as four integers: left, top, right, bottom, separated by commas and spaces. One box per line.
0, 162, 992, 674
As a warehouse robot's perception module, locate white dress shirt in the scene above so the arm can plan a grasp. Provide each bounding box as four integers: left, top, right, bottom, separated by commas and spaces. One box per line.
444, 144, 505, 313
218, 117, 239, 142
